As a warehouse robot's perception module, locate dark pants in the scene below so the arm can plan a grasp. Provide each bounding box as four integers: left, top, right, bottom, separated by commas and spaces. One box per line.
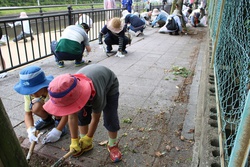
77, 93, 120, 132
104, 35, 129, 52
158, 20, 166, 27
51, 40, 85, 62
13, 32, 34, 42
129, 24, 145, 33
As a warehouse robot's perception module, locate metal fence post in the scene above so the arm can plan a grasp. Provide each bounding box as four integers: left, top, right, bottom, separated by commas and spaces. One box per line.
228, 91, 250, 167
209, 0, 225, 68
67, 5, 73, 25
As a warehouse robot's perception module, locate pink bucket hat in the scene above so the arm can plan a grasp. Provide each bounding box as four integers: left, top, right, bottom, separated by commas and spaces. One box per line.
43, 73, 96, 116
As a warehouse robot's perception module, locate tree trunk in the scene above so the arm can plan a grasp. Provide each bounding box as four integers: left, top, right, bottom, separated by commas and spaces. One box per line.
0, 98, 29, 167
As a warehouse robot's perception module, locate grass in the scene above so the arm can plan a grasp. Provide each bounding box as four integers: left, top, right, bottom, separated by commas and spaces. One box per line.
0, 4, 103, 16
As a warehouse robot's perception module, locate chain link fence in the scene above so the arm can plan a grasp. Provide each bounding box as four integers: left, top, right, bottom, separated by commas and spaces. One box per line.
209, 0, 250, 166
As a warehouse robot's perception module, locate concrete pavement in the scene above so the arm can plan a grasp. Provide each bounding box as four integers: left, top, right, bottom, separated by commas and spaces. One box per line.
0, 25, 209, 166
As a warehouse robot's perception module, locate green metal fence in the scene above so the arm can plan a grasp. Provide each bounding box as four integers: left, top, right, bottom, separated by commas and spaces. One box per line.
209, 0, 250, 166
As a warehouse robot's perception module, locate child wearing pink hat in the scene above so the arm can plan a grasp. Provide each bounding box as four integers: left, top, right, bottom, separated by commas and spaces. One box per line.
44, 64, 122, 162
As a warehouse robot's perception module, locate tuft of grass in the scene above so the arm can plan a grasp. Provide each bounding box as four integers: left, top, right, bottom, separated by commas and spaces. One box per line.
171, 66, 192, 78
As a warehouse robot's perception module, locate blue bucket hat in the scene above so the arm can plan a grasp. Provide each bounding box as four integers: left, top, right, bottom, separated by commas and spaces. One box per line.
14, 66, 54, 95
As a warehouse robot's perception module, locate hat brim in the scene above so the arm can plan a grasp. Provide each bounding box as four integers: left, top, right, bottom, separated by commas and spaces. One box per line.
14, 75, 53, 95
107, 20, 124, 34
43, 74, 91, 117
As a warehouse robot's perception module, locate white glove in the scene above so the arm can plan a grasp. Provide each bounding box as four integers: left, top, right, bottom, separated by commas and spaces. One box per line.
42, 128, 62, 144
115, 51, 125, 58
27, 126, 38, 143
7, 23, 13, 28
83, 51, 89, 57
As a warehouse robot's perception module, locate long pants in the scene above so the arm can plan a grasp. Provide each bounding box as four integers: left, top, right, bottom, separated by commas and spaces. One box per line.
104, 35, 129, 52
13, 32, 34, 42
51, 40, 85, 62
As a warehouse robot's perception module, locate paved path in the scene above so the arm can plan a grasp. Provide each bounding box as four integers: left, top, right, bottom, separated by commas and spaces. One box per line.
0, 25, 208, 166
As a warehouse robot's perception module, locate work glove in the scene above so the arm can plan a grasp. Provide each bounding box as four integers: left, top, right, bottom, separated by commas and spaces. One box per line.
70, 138, 83, 157
83, 51, 89, 57
98, 32, 103, 45
27, 126, 38, 143
79, 135, 93, 151
42, 128, 62, 144
115, 51, 125, 58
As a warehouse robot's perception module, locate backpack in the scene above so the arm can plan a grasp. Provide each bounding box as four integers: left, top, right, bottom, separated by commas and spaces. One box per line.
166, 17, 178, 31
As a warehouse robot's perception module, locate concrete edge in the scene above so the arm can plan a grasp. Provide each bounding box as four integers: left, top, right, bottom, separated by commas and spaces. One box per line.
191, 31, 211, 167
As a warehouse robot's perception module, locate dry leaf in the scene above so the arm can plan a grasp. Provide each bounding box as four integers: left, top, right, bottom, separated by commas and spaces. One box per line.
138, 127, 144, 132
98, 140, 108, 146
166, 145, 171, 151
188, 129, 195, 133
175, 146, 180, 151
155, 151, 162, 157
180, 136, 185, 141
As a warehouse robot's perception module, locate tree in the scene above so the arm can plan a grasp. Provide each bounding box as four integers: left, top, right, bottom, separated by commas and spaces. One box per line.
0, 98, 29, 167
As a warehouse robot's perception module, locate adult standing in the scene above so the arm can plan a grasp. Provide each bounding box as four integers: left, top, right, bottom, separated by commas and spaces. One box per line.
104, 0, 117, 21
126, 0, 133, 13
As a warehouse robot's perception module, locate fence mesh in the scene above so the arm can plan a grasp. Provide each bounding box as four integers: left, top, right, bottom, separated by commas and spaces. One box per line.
209, 0, 250, 165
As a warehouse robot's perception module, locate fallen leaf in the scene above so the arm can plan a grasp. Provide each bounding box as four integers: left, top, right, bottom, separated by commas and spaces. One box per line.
175, 146, 180, 151
122, 133, 128, 137
155, 151, 162, 157
166, 145, 171, 151
138, 127, 144, 132
98, 140, 108, 146
180, 136, 185, 141
188, 129, 195, 133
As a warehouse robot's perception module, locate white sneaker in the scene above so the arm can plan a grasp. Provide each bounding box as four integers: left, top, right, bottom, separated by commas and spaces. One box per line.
115, 52, 125, 58
128, 29, 136, 36
135, 31, 142, 37
117, 54, 125, 58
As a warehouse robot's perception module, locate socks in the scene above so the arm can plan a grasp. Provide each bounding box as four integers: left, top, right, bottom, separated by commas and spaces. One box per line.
80, 134, 86, 138
108, 137, 117, 147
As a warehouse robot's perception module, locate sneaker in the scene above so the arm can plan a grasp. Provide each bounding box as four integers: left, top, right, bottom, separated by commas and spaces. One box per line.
73, 136, 93, 157
35, 118, 54, 130
54, 119, 68, 136
115, 52, 125, 58
57, 61, 64, 68
128, 29, 136, 36
122, 50, 128, 54
75, 60, 91, 67
107, 144, 122, 162
135, 31, 142, 37
106, 50, 112, 53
